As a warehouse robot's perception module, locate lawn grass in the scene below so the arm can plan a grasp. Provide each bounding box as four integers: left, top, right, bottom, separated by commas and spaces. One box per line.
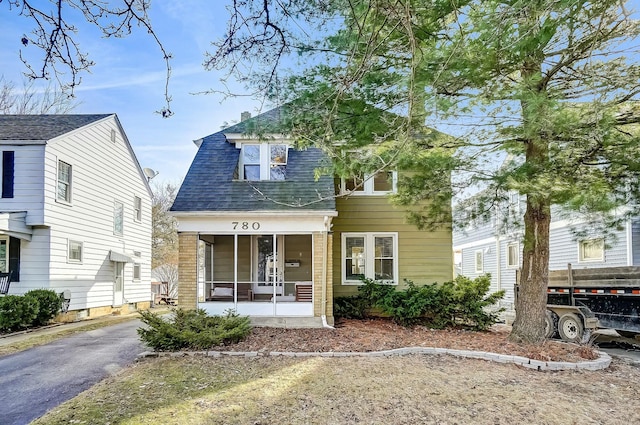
32, 354, 640, 425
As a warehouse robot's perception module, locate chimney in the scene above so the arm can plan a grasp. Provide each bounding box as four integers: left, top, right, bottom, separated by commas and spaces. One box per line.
241, 111, 251, 122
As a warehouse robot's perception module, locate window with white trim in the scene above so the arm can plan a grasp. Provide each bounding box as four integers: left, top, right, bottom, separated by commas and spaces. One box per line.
342, 233, 398, 284
114, 201, 124, 235
68, 240, 83, 263
57, 160, 72, 203
507, 191, 520, 219
506, 242, 519, 268
133, 196, 142, 222
239, 143, 288, 181
579, 238, 604, 262
341, 171, 397, 195
133, 263, 141, 280
474, 250, 484, 273
0, 237, 7, 272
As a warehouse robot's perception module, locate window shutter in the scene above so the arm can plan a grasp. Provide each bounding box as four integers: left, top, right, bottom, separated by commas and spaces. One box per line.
9, 236, 20, 282
2, 151, 14, 198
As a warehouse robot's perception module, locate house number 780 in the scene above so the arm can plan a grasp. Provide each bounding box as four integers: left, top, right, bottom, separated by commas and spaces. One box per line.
232, 221, 260, 230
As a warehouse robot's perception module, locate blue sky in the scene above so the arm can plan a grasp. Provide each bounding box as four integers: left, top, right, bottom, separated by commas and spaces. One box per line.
1, 1, 639, 185
1, 1, 267, 184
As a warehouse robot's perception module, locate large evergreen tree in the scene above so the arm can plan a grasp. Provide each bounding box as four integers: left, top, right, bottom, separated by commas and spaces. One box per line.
211, 0, 640, 343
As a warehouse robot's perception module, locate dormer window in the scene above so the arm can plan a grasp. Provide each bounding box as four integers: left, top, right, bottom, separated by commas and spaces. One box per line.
341, 171, 397, 195
240, 143, 288, 181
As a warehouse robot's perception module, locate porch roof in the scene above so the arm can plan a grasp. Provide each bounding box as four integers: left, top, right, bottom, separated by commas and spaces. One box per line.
0, 211, 32, 241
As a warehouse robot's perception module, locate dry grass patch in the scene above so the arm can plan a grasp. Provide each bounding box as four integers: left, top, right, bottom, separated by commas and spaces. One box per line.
34, 355, 640, 425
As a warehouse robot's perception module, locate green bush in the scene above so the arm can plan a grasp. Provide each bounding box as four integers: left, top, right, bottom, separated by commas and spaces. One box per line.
0, 295, 39, 332
337, 275, 505, 330
334, 295, 369, 319
137, 309, 252, 351
24, 289, 64, 326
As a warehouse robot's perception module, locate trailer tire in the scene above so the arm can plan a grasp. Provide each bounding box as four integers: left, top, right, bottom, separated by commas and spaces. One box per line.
544, 310, 559, 339
558, 313, 584, 342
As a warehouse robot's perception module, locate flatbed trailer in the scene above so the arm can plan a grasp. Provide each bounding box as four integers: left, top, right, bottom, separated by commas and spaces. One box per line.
518, 265, 640, 342
547, 264, 640, 341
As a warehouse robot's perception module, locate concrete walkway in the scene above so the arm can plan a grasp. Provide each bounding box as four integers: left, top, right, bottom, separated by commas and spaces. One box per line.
0, 314, 148, 425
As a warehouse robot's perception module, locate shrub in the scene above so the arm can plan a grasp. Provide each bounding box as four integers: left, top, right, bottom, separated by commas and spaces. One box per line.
349, 275, 505, 330
137, 309, 252, 351
0, 295, 39, 332
24, 289, 64, 326
334, 295, 369, 319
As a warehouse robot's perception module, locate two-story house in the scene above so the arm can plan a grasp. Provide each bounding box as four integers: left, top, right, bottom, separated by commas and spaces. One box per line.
453, 191, 640, 311
0, 114, 152, 319
170, 106, 453, 327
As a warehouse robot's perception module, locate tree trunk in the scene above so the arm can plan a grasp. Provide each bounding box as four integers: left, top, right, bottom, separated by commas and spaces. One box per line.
509, 195, 551, 343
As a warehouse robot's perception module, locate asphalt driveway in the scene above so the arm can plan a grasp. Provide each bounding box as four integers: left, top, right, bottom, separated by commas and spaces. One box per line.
0, 319, 146, 425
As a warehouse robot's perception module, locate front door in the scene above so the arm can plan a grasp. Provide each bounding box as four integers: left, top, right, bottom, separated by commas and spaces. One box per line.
253, 235, 284, 295
113, 262, 124, 306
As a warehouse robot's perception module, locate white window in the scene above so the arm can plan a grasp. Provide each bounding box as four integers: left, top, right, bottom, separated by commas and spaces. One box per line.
68, 240, 83, 263
114, 201, 124, 235
579, 239, 604, 262
342, 233, 398, 285
506, 242, 519, 268
239, 143, 288, 181
57, 160, 72, 203
133, 263, 141, 280
474, 250, 484, 273
133, 196, 142, 222
341, 171, 397, 195
0, 237, 7, 272
507, 191, 520, 219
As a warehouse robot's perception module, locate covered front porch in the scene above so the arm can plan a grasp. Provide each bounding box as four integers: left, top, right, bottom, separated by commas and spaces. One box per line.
176, 213, 335, 323
198, 233, 316, 316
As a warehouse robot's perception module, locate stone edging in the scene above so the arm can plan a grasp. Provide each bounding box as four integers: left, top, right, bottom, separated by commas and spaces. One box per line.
138, 346, 612, 371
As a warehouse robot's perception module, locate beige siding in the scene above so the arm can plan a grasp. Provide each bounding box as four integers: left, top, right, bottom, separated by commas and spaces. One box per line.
332, 196, 452, 298
283, 234, 312, 282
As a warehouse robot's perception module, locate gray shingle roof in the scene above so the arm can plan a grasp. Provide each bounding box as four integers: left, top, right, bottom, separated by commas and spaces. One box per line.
0, 114, 112, 140
171, 109, 336, 213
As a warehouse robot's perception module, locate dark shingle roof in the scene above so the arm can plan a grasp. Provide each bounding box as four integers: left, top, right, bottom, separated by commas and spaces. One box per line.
171, 109, 336, 213
0, 114, 112, 140
222, 107, 285, 134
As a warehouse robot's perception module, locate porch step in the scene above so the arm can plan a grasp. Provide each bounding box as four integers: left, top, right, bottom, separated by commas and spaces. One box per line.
250, 316, 326, 329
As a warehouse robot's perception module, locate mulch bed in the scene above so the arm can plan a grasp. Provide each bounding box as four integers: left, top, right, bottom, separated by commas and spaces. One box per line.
219, 318, 598, 363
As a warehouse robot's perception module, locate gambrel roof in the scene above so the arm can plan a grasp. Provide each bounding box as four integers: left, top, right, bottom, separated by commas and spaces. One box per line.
171, 107, 336, 213
0, 114, 111, 141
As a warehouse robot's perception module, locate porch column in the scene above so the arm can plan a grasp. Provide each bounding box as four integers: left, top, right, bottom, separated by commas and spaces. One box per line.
178, 232, 198, 309
312, 231, 334, 323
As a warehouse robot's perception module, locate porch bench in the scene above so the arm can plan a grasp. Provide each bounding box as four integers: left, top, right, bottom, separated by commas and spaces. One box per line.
295, 283, 312, 302
209, 282, 253, 301
0, 272, 11, 295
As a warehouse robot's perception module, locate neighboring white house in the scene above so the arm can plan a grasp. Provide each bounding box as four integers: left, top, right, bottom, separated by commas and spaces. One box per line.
453, 191, 640, 311
0, 114, 152, 318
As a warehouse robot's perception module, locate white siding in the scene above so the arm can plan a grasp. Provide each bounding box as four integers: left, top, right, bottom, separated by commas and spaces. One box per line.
0, 145, 46, 224
42, 116, 152, 309
548, 225, 629, 270
6, 227, 51, 295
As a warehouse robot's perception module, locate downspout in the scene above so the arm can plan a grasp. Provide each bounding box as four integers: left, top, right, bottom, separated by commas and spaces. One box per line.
321, 215, 334, 329
626, 219, 633, 266
495, 235, 501, 292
